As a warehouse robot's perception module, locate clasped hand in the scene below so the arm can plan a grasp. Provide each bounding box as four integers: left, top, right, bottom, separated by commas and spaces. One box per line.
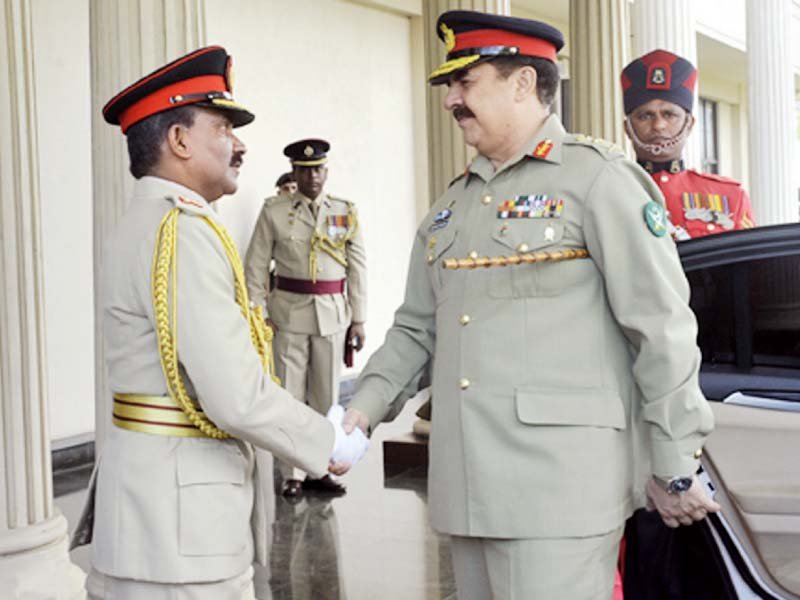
326, 405, 370, 475
646, 474, 721, 528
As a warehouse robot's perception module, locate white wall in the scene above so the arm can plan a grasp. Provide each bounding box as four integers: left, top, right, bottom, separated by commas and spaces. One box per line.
207, 0, 422, 375
32, 0, 95, 442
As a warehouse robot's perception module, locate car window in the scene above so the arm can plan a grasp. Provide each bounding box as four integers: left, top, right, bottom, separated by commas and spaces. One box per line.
687, 254, 800, 369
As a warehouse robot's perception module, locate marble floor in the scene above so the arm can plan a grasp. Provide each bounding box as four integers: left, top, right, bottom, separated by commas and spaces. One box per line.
57, 391, 458, 600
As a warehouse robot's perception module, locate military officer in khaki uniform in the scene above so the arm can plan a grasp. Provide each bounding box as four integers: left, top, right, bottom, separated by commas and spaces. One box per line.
245, 139, 367, 497
341, 12, 720, 599
73, 46, 367, 600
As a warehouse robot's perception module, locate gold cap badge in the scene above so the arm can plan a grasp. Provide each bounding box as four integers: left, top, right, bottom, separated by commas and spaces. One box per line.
304, 145, 314, 157
440, 23, 456, 52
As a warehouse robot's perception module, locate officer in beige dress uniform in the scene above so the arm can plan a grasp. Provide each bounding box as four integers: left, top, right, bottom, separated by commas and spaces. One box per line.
339, 12, 720, 600
72, 46, 368, 600
245, 139, 367, 498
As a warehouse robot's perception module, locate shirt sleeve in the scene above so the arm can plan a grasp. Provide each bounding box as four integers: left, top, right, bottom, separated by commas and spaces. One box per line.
582, 157, 714, 478
176, 215, 333, 477
244, 201, 274, 313
346, 205, 368, 323
349, 228, 436, 427
735, 187, 756, 229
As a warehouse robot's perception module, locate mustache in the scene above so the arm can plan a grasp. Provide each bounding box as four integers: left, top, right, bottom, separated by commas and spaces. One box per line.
452, 106, 475, 121
229, 152, 244, 168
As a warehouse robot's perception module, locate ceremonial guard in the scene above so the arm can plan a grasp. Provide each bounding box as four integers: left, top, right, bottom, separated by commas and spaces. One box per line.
245, 139, 367, 498
621, 49, 755, 240
71, 46, 366, 600
341, 12, 719, 599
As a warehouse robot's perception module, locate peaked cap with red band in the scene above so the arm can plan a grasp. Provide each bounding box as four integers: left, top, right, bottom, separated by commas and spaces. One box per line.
620, 49, 697, 115
103, 45, 254, 134
429, 10, 564, 85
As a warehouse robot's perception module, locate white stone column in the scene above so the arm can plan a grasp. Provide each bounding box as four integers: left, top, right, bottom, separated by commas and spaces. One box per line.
569, 0, 630, 147
423, 0, 510, 201
746, 0, 796, 225
90, 0, 207, 450
631, 0, 700, 169
0, 1, 85, 597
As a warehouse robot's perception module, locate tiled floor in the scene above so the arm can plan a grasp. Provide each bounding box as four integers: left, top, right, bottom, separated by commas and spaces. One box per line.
58, 392, 458, 600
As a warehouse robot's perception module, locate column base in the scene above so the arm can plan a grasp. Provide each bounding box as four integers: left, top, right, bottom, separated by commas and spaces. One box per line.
0, 516, 86, 600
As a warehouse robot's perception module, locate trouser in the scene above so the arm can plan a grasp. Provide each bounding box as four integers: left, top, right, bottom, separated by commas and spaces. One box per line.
449, 526, 624, 600
86, 566, 256, 600
273, 328, 346, 480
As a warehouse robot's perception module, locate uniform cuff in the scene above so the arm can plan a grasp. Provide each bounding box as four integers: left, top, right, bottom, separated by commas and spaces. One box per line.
349, 382, 391, 431
650, 438, 704, 478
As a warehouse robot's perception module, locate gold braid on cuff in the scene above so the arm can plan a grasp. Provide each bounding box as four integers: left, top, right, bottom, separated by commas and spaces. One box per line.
442, 248, 589, 270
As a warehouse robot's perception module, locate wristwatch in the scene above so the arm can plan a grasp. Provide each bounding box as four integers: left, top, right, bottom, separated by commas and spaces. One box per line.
654, 475, 693, 494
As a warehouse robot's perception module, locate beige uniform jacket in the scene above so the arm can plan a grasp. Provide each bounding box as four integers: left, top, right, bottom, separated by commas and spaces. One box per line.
351, 115, 714, 540
244, 191, 367, 336
90, 177, 334, 584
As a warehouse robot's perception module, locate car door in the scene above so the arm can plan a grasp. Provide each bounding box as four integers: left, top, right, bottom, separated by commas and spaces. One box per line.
679, 223, 800, 600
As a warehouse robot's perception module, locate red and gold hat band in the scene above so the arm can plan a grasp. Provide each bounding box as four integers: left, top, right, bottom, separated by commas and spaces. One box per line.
450, 28, 557, 62
119, 74, 227, 133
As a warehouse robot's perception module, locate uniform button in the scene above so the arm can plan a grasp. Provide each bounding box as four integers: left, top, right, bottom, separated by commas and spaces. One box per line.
427, 254, 435, 264
481, 195, 492, 205
517, 243, 529, 253
660, 175, 669, 183
289, 235, 296, 241
468, 250, 478, 259
706, 223, 715, 231
693, 448, 704, 459
459, 314, 471, 326
459, 378, 470, 390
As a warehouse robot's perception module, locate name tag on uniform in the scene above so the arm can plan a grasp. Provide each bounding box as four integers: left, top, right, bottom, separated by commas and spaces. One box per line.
497, 195, 564, 219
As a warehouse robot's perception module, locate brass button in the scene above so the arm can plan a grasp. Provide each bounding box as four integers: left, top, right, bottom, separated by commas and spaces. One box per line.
693, 448, 703, 459
459, 314, 471, 326
706, 223, 715, 231
289, 235, 296, 241
468, 250, 478, 259
427, 254, 435, 264
459, 378, 470, 390
517, 243, 529, 253
481, 194, 492, 205
660, 175, 669, 183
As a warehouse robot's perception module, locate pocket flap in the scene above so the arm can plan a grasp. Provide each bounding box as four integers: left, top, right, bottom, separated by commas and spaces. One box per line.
515, 388, 626, 429
426, 228, 457, 262
491, 222, 565, 251
177, 442, 246, 486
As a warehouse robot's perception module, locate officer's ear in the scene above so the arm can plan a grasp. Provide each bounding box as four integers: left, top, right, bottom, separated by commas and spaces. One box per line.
513, 65, 538, 102
165, 123, 192, 160
685, 113, 696, 134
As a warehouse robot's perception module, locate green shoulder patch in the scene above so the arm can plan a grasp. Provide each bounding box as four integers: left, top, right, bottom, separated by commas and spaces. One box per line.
643, 201, 668, 237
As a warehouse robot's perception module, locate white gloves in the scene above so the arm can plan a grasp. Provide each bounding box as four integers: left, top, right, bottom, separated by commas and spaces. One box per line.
326, 405, 370, 467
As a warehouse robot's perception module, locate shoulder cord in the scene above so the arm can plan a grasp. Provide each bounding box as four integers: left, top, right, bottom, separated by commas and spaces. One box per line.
308, 204, 359, 282
151, 208, 280, 440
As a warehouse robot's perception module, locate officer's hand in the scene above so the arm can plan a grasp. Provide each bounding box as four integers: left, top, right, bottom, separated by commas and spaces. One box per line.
326, 405, 370, 475
265, 318, 278, 333
348, 322, 365, 351
342, 407, 369, 435
645, 474, 721, 528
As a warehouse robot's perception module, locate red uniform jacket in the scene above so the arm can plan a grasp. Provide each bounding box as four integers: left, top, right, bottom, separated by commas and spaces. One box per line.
649, 168, 755, 239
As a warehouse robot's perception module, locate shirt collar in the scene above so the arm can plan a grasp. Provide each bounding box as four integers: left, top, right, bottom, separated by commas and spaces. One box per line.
638, 159, 685, 174
133, 176, 211, 209
467, 113, 566, 181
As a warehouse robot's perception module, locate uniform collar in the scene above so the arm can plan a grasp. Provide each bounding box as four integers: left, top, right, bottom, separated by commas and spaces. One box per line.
133, 176, 212, 210
638, 158, 684, 174
467, 113, 565, 181
291, 191, 329, 209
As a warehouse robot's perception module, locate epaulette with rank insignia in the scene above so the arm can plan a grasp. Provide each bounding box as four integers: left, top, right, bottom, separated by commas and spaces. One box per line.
265, 194, 290, 207
448, 164, 471, 188
686, 170, 742, 188
564, 133, 625, 161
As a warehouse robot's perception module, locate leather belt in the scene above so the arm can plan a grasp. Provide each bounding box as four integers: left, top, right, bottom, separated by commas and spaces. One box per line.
276, 276, 345, 294
112, 393, 210, 438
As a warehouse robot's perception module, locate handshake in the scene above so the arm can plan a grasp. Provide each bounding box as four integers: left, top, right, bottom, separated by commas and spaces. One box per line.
326, 405, 370, 475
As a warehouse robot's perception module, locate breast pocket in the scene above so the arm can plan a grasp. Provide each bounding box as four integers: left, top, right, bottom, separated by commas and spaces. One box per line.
488, 221, 570, 298
176, 442, 251, 557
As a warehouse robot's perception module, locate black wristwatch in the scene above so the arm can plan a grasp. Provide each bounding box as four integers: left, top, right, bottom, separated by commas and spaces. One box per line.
655, 475, 693, 494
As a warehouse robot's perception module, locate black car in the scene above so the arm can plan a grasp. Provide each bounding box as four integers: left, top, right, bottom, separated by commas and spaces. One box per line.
632, 224, 800, 599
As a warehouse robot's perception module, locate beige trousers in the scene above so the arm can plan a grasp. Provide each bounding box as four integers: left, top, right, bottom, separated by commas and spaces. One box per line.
449, 527, 623, 600
86, 566, 256, 600
273, 328, 346, 480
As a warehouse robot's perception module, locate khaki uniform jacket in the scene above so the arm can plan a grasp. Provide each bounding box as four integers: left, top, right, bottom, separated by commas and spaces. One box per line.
90, 177, 334, 584
244, 192, 367, 336
351, 115, 714, 540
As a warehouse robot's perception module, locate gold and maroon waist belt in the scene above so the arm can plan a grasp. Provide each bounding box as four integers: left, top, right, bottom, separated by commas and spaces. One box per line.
112, 393, 210, 438
275, 276, 345, 294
